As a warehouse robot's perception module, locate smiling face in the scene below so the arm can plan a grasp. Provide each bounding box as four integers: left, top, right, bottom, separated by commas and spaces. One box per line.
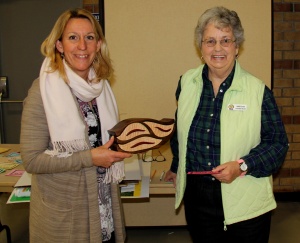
201, 22, 239, 78
55, 18, 101, 80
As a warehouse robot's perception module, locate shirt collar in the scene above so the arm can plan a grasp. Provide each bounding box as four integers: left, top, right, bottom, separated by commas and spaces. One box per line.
202, 62, 236, 88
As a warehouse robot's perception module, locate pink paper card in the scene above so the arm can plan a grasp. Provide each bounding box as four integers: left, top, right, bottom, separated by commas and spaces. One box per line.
5, 169, 25, 177
187, 171, 220, 175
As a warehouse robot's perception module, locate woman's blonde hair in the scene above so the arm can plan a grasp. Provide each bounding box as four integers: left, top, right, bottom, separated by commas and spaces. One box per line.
41, 8, 113, 82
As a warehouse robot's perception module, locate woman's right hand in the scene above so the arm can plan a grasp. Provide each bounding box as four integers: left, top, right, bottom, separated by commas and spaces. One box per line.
91, 136, 132, 168
164, 170, 177, 188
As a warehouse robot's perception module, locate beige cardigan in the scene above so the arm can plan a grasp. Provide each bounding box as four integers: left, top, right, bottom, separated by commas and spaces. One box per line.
20, 79, 126, 243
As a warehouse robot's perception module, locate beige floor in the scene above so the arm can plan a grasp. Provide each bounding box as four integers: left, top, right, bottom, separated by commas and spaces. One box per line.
0, 193, 299, 243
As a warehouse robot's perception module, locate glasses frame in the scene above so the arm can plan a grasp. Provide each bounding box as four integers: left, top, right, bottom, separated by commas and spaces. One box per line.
141, 150, 166, 162
201, 38, 236, 47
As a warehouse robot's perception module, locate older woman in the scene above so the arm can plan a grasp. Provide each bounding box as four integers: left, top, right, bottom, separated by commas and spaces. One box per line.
20, 8, 131, 243
165, 6, 288, 243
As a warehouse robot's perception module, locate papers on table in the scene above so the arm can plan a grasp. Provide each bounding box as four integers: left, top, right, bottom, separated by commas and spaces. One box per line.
0, 153, 21, 170
7, 187, 31, 203
14, 171, 31, 188
0, 159, 19, 170
123, 155, 142, 181
7, 171, 31, 204
120, 155, 151, 198
5, 169, 25, 177
0, 147, 10, 154
6, 155, 152, 203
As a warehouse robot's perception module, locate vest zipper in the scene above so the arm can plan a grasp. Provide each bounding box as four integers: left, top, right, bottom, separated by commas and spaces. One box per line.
223, 220, 227, 231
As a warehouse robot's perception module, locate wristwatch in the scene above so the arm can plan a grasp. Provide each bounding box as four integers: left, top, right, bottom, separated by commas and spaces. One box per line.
237, 159, 247, 176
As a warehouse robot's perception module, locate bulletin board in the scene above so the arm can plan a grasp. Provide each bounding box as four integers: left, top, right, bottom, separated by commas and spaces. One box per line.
105, 0, 272, 120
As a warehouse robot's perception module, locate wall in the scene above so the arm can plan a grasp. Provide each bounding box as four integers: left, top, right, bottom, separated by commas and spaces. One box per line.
105, 0, 271, 120
273, 0, 300, 192
83, 0, 300, 193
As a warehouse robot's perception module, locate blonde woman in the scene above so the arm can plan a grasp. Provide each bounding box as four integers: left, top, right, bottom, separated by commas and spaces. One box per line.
20, 8, 131, 243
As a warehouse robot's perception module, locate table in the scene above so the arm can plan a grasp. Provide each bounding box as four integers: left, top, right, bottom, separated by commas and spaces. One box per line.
0, 144, 28, 242
0, 144, 22, 192
0, 143, 187, 226
122, 143, 187, 226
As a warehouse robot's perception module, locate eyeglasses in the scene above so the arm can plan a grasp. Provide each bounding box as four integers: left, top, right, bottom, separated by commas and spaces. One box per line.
141, 150, 166, 162
202, 38, 236, 47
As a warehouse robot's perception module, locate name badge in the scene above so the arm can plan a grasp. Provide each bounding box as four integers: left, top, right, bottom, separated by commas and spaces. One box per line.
227, 104, 247, 111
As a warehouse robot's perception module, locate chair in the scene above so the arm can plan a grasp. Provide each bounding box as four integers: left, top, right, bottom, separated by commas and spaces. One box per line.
0, 221, 12, 243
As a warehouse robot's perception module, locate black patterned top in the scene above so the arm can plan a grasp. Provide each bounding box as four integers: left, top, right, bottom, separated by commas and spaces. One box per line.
77, 97, 114, 242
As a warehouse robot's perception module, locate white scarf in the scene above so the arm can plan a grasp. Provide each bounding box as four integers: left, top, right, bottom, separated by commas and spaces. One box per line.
40, 57, 124, 183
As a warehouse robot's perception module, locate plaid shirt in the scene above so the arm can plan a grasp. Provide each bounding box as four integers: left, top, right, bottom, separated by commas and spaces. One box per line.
170, 64, 289, 178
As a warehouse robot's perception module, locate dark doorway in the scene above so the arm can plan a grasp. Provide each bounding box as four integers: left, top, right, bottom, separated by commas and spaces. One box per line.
0, 0, 82, 143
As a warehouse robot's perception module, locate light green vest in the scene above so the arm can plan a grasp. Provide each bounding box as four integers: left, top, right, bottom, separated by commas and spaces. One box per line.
176, 61, 276, 225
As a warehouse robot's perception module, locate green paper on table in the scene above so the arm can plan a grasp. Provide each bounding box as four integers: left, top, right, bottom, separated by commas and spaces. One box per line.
7, 187, 31, 203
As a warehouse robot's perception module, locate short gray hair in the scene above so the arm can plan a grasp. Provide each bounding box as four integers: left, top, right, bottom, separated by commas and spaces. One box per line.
195, 6, 244, 49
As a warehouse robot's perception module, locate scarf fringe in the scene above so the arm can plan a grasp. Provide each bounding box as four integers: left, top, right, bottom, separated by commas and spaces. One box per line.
44, 150, 73, 158
104, 161, 125, 184
53, 139, 90, 153
45, 139, 90, 158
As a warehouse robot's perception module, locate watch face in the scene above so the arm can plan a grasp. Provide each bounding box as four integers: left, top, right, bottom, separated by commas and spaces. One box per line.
240, 162, 248, 172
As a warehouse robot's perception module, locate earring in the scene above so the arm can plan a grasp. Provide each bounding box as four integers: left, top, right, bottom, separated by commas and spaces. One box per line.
61, 52, 64, 59
93, 55, 99, 64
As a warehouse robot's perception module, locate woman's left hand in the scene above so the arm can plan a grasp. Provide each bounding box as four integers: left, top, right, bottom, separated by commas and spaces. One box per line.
212, 161, 242, 183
